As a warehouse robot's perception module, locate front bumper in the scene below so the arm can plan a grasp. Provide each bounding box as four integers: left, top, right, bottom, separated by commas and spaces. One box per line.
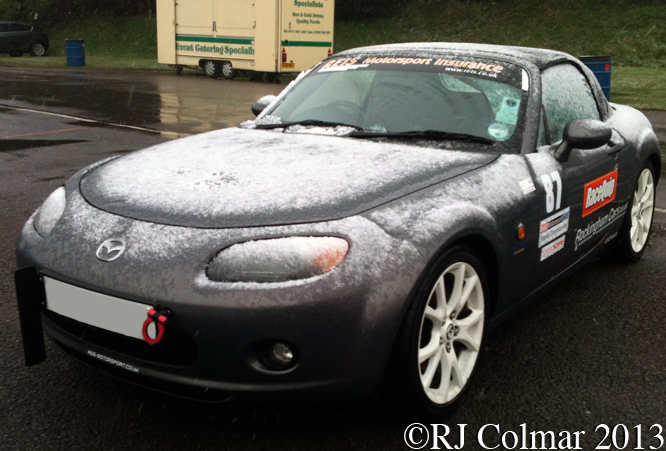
15, 185, 425, 401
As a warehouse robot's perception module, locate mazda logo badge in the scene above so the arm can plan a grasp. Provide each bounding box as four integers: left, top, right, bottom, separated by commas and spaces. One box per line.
96, 239, 126, 262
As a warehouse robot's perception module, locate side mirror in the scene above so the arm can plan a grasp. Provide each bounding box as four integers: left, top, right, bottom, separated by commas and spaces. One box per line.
554, 119, 612, 162
251, 95, 276, 117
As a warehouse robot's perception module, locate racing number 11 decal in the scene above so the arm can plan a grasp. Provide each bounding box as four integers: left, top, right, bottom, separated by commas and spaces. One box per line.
541, 171, 562, 213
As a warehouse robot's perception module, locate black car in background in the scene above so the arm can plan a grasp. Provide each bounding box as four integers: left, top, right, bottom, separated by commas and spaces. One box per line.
0, 21, 49, 57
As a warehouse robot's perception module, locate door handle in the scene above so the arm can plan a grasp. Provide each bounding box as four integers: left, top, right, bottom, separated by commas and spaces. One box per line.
606, 134, 625, 156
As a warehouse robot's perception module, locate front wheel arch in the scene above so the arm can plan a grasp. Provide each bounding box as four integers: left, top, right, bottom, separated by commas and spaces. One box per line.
610, 160, 656, 262
648, 153, 661, 186
446, 235, 499, 318
384, 236, 499, 416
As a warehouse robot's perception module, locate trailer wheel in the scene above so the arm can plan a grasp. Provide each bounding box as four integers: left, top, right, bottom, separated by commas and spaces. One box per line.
203, 61, 221, 79
221, 61, 237, 80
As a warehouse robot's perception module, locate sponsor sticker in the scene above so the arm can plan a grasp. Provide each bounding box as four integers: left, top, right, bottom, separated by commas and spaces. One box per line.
541, 236, 565, 261
583, 170, 617, 217
603, 231, 619, 245
575, 203, 627, 251
315, 56, 524, 86
539, 207, 570, 247
87, 350, 139, 373
519, 178, 536, 195
488, 123, 510, 141
495, 97, 521, 125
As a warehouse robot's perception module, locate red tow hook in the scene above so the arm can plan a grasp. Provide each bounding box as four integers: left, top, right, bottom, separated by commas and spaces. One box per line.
142, 309, 171, 345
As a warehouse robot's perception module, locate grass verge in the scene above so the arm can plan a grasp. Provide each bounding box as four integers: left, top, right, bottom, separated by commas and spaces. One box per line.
0, 15, 160, 70
0, 55, 161, 70
611, 67, 666, 111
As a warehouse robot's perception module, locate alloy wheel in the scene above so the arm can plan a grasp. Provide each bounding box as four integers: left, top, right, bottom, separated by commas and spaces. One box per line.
630, 168, 654, 252
417, 261, 484, 404
32, 42, 45, 57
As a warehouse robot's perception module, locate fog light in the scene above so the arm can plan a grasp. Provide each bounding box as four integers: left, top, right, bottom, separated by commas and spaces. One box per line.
268, 343, 294, 368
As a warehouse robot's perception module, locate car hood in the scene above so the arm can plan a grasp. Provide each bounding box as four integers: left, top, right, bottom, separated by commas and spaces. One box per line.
80, 127, 498, 228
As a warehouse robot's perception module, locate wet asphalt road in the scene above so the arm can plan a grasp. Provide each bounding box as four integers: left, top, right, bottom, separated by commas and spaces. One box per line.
0, 66, 285, 137
1, 66, 666, 451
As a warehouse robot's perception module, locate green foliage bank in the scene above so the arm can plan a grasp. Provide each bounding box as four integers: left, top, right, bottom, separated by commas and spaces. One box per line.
2, 0, 664, 68
1, 0, 664, 108
336, 0, 666, 69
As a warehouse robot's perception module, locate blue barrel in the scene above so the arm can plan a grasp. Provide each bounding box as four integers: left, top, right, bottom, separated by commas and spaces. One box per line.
65, 39, 85, 67
579, 55, 612, 100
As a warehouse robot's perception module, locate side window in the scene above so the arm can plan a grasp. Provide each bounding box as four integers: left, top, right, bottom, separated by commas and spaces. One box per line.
537, 111, 548, 147
8, 23, 26, 32
541, 64, 600, 144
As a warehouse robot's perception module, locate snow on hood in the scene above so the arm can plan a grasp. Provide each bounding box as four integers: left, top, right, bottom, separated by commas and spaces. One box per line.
80, 127, 497, 228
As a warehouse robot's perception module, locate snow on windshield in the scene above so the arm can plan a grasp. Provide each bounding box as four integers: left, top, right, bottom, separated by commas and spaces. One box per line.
263, 55, 526, 143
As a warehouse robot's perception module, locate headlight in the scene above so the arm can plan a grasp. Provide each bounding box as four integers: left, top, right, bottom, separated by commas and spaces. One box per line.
34, 187, 66, 237
207, 236, 349, 283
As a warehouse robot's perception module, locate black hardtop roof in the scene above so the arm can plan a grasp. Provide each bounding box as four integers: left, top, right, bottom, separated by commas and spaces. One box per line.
336, 42, 577, 70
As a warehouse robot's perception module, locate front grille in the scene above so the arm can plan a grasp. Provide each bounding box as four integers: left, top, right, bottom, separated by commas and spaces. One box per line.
43, 310, 198, 367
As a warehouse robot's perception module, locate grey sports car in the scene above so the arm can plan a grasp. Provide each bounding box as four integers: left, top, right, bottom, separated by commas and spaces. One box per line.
15, 43, 660, 416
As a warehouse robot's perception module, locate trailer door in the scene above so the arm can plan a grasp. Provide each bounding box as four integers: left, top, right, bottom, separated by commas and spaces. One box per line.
213, 0, 255, 38
176, 0, 215, 37
279, 0, 334, 72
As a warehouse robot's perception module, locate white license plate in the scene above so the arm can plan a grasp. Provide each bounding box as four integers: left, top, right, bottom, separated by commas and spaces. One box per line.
44, 277, 152, 341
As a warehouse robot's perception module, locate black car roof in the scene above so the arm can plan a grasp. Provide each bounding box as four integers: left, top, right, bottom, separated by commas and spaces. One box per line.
336, 42, 577, 70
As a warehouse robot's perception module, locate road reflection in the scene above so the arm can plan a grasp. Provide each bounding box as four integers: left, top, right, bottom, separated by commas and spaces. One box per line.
155, 74, 285, 135
0, 66, 286, 136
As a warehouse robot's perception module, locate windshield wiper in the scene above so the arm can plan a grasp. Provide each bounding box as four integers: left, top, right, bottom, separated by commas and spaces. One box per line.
348, 129, 495, 145
255, 119, 362, 130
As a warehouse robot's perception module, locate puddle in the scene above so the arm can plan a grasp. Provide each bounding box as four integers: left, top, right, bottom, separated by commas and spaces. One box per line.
0, 139, 88, 152
67, 120, 110, 127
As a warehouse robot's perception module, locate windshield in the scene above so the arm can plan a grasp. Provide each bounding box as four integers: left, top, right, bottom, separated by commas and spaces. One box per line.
263, 55, 528, 148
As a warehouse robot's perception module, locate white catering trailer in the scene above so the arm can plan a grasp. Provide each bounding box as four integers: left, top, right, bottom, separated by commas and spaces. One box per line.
156, 0, 335, 80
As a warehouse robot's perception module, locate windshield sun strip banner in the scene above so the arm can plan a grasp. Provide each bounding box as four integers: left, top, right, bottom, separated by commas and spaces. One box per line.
316, 56, 524, 87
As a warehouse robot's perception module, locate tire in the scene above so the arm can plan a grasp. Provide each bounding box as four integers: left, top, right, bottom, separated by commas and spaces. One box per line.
221, 61, 237, 80
30, 41, 46, 57
203, 60, 221, 79
612, 161, 656, 262
9, 50, 23, 57
175, 65, 183, 76
389, 246, 487, 417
